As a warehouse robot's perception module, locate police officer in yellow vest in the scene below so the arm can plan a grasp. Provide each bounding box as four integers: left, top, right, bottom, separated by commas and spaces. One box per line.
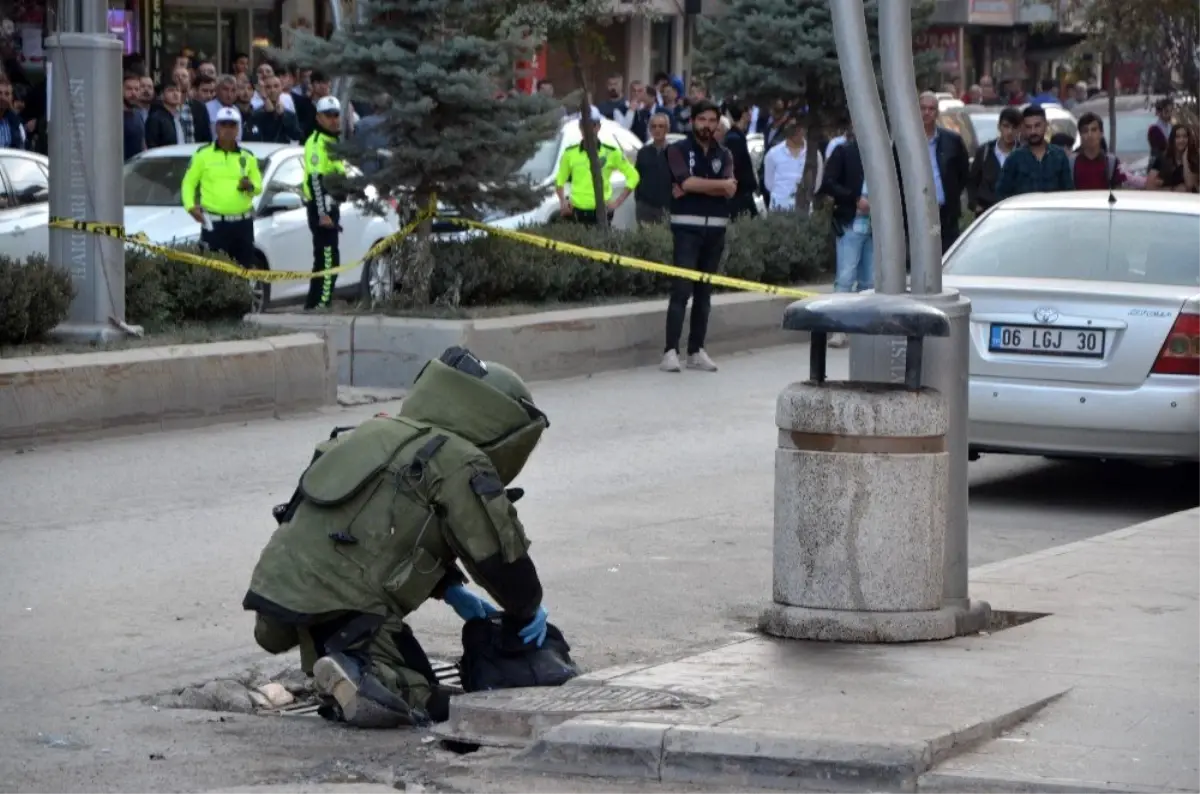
303, 95, 348, 310
181, 106, 263, 267
555, 106, 640, 225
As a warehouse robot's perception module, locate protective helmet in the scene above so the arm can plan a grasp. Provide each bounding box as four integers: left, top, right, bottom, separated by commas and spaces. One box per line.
399, 347, 549, 484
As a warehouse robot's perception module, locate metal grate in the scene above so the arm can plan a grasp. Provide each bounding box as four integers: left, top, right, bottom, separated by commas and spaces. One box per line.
451, 684, 708, 714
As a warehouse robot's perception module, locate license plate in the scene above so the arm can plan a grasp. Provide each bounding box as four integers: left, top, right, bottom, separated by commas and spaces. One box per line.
988, 324, 1105, 358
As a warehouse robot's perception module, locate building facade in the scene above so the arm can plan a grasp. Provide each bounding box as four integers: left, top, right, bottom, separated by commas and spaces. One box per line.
1, 0, 1098, 98
922, 0, 1090, 91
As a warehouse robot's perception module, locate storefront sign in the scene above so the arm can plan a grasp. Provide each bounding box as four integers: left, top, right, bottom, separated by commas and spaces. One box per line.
913, 27, 961, 74
968, 0, 1016, 26
145, 0, 163, 84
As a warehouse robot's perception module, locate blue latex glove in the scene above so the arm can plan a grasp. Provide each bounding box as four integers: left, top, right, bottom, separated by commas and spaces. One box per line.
443, 584, 498, 621
519, 606, 548, 647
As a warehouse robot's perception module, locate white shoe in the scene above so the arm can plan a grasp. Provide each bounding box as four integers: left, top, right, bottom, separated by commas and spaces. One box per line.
687, 349, 718, 372
660, 350, 682, 372
828, 332, 849, 348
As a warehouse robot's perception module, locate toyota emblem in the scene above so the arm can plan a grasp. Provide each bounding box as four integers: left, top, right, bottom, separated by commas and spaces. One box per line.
1033, 307, 1060, 324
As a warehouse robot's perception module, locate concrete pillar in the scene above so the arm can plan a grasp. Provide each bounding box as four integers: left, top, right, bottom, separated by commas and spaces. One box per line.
669, 15, 685, 78
760, 380, 960, 642
46, 33, 128, 342
625, 15, 651, 83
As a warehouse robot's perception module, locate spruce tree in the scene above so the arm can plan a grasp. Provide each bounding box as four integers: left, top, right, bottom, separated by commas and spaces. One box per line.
288, 0, 561, 306
696, 0, 941, 110
492, 0, 653, 231
695, 0, 940, 214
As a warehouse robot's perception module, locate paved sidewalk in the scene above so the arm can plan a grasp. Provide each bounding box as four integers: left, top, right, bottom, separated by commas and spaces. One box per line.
511, 509, 1200, 792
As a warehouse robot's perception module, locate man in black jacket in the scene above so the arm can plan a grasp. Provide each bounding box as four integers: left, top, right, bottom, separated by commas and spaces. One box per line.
819, 134, 874, 349
915, 91, 971, 253
246, 74, 302, 143
634, 112, 672, 223
967, 106, 1021, 214
723, 102, 759, 219
145, 83, 190, 148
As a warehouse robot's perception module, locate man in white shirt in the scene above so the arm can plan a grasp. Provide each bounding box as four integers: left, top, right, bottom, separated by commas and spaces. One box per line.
762, 120, 824, 211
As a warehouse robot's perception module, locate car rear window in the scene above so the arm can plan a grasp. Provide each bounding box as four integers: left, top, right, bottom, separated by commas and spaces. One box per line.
944, 207, 1200, 287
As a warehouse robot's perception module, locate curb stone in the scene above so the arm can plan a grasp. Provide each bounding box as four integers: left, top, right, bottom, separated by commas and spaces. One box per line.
248, 289, 831, 389
0, 332, 337, 449
520, 719, 931, 791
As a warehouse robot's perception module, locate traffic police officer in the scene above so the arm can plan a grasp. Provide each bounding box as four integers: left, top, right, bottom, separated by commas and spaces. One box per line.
181, 106, 263, 267
303, 95, 348, 310
660, 99, 735, 374
555, 107, 640, 225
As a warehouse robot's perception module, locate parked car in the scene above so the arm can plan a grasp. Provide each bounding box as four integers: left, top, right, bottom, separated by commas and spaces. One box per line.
0, 148, 49, 260
938, 105, 981, 158
0, 143, 401, 310
964, 103, 1081, 152
942, 190, 1200, 463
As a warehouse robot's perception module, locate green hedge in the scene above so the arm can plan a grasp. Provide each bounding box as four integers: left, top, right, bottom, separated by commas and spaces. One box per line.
0, 243, 252, 347
0, 254, 76, 346
125, 242, 253, 331
428, 209, 834, 307
1, 210, 834, 345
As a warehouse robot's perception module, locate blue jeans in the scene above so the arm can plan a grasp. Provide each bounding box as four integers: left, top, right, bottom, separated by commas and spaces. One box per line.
834, 224, 874, 293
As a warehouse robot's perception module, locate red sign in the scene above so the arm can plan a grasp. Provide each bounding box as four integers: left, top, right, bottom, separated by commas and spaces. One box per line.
913, 26, 960, 73
514, 44, 548, 95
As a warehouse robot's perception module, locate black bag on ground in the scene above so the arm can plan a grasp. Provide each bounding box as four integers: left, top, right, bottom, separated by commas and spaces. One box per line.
458, 616, 580, 693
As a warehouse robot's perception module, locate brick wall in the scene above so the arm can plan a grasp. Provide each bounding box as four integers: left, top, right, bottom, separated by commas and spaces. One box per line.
543, 20, 629, 99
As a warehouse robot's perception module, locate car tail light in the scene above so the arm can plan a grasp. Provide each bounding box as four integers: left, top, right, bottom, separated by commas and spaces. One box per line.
1151, 309, 1200, 376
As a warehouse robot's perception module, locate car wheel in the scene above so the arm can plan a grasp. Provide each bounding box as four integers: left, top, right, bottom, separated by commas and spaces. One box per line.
250, 254, 271, 314
359, 244, 394, 306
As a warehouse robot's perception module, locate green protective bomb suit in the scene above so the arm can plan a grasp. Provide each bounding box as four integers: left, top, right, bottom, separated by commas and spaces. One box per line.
242, 347, 549, 729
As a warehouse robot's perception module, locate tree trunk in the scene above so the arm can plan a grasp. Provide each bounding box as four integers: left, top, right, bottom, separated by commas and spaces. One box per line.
405, 198, 435, 306
797, 78, 821, 218
565, 37, 609, 232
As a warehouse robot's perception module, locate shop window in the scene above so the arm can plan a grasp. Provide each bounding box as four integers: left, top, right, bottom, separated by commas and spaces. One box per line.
649, 19, 674, 79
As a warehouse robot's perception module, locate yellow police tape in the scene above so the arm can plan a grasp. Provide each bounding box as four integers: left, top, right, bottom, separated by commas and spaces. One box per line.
48, 214, 429, 284
47, 213, 821, 300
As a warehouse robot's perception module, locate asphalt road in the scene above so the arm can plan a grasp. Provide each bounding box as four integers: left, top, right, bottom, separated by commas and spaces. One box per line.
1, 344, 1195, 793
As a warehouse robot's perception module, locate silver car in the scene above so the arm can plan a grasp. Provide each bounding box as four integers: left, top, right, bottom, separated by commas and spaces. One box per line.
942, 191, 1200, 463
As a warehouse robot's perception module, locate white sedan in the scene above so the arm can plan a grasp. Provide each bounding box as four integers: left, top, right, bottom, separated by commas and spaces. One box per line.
0, 143, 401, 309
943, 190, 1200, 463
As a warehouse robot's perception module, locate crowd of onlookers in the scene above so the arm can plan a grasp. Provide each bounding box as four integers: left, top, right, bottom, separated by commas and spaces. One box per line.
117, 53, 350, 161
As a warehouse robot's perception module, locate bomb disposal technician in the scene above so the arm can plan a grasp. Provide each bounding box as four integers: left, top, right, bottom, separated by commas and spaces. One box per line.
181, 106, 263, 267
243, 347, 553, 729
303, 95, 348, 309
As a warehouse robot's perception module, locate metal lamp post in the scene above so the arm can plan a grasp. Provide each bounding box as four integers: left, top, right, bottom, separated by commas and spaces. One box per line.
830, 0, 989, 634
47, 0, 128, 342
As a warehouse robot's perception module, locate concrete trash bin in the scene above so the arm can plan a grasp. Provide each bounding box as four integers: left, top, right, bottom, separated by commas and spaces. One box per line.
760, 294, 962, 643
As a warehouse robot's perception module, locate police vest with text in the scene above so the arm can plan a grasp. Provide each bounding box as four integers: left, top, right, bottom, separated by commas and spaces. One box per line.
669, 137, 732, 227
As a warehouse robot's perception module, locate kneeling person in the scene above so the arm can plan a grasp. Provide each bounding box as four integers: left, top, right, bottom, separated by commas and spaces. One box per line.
244, 347, 552, 728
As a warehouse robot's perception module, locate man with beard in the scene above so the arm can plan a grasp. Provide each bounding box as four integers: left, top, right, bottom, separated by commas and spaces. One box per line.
122, 72, 146, 161
660, 99, 735, 374
995, 104, 1073, 201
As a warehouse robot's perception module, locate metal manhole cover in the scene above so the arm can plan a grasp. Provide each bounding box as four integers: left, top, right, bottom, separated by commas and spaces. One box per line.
455, 684, 708, 714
